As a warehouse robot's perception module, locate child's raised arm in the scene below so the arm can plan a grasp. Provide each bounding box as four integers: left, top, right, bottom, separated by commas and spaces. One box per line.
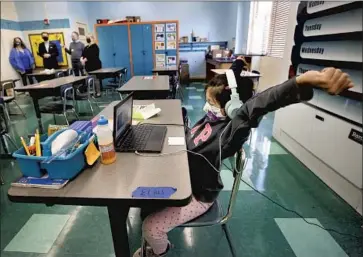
221, 68, 354, 158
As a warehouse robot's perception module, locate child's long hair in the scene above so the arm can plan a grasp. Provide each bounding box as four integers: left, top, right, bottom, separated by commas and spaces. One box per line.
205, 74, 254, 108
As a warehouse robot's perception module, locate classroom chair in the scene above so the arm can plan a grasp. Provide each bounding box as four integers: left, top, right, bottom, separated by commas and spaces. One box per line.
106, 69, 127, 99
39, 85, 78, 125
0, 81, 26, 123
70, 77, 99, 115
66, 68, 74, 76
251, 70, 261, 93
140, 149, 246, 257
0, 104, 17, 159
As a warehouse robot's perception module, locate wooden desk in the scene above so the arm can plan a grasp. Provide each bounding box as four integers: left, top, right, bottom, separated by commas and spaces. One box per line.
88, 68, 125, 90
118, 75, 170, 99
8, 99, 191, 257
14, 76, 88, 133
27, 69, 67, 82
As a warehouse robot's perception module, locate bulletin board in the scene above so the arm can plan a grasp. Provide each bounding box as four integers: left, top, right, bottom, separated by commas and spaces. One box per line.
28, 32, 68, 68
153, 21, 178, 68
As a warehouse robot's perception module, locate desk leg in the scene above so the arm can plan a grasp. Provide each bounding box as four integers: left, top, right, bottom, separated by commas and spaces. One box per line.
98, 76, 103, 91
107, 205, 130, 257
32, 97, 44, 133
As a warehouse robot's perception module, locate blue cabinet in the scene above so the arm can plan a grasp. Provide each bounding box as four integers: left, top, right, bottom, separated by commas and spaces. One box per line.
96, 25, 131, 80
130, 24, 153, 76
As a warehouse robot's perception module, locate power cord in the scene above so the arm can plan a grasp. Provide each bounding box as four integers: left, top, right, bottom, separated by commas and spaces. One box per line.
222, 162, 363, 241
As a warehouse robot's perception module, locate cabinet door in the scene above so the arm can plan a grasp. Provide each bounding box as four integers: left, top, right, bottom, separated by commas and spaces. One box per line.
310, 110, 362, 188
113, 25, 131, 80
130, 24, 145, 76
142, 24, 153, 76
278, 103, 314, 150
96, 26, 115, 67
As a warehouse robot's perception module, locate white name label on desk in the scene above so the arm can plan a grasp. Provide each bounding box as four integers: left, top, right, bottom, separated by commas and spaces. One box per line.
168, 137, 185, 146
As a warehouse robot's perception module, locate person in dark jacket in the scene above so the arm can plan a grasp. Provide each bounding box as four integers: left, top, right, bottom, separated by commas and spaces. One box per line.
133, 58, 354, 257
81, 34, 102, 96
9, 37, 35, 86
37, 32, 59, 69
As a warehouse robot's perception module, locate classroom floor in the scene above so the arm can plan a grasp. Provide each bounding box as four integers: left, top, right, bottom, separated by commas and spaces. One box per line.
1, 83, 362, 257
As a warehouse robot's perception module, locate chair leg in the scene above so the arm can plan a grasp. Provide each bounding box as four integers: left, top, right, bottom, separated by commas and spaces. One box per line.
14, 100, 26, 117
4, 133, 18, 149
87, 99, 94, 115
4, 104, 11, 124
92, 97, 100, 110
0, 173, 4, 185
141, 238, 147, 257
222, 224, 237, 257
63, 113, 70, 125
73, 109, 80, 120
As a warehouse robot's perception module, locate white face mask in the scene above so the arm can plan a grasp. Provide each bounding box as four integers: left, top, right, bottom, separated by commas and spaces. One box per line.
203, 102, 225, 121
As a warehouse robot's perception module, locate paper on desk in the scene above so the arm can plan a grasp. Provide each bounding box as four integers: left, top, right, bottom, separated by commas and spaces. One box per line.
143, 76, 155, 80
168, 137, 185, 146
132, 187, 177, 199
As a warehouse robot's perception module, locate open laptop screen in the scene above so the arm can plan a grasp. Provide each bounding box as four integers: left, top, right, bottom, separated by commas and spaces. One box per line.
115, 94, 133, 141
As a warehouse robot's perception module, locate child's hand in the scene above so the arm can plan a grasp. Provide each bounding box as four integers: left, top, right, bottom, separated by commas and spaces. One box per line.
296, 68, 354, 95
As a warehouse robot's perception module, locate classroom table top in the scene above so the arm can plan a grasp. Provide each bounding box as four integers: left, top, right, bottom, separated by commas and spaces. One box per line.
8, 99, 192, 206
211, 69, 261, 78
14, 76, 88, 91
27, 69, 67, 76
1, 79, 20, 84
88, 67, 124, 74
118, 75, 169, 92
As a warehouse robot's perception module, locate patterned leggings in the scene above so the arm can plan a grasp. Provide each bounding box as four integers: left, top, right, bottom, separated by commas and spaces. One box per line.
142, 196, 213, 255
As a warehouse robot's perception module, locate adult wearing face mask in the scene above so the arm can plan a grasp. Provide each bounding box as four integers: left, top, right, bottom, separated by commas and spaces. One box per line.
63, 31, 85, 76
9, 37, 35, 86
38, 32, 59, 69
81, 34, 102, 96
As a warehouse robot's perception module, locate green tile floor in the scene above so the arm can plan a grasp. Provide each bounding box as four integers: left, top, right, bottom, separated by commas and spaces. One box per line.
1, 83, 362, 257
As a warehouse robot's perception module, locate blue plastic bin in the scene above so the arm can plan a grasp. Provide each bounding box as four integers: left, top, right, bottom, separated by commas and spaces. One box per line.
13, 129, 92, 180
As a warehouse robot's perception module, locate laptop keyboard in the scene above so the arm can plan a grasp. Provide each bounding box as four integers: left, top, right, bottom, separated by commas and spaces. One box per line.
119, 126, 153, 151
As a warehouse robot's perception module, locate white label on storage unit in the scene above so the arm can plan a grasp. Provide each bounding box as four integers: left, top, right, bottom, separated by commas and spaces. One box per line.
303, 8, 362, 37
307, 1, 353, 14
300, 41, 362, 62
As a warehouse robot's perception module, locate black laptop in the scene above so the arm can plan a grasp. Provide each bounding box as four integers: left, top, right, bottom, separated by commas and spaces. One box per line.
113, 93, 167, 153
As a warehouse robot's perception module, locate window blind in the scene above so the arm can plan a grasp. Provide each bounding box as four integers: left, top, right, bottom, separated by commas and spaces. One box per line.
246, 1, 291, 57
267, 1, 291, 58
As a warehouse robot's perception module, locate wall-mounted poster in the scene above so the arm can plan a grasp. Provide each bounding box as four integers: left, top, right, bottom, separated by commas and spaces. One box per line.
167, 41, 176, 50
156, 54, 165, 63
166, 33, 176, 41
155, 41, 165, 50
155, 33, 165, 42
167, 56, 177, 65
155, 24, 165, 33
28, 32, 68, 68
166, 23, 176, 32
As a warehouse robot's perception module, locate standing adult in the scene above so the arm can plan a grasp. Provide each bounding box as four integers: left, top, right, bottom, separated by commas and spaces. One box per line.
38, 32, 59, 69
81, 34, 102, 96
64, 31, 85, 76
9, 37, 35, 86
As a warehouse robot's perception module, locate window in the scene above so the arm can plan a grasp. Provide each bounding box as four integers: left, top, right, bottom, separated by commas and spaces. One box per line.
246, 1, 291, 58
267, 1, 291, 58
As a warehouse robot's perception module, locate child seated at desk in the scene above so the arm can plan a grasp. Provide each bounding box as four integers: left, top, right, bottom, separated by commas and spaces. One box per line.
134, 59, 354, 257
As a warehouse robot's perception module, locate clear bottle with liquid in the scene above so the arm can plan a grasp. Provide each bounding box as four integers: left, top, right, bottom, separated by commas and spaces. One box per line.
96, 115, 116, 165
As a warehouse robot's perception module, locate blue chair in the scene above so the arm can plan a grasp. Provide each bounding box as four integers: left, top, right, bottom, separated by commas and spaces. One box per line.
140, 149, 246, 257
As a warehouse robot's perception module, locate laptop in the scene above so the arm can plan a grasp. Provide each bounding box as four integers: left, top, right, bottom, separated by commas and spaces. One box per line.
113, 93, 167, 153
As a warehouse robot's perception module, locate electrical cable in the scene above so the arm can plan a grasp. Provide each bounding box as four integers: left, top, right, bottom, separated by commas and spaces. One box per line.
222, 163, 363, 241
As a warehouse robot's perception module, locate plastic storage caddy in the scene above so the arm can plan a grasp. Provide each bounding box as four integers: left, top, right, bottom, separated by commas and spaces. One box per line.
13, 129, 92, 180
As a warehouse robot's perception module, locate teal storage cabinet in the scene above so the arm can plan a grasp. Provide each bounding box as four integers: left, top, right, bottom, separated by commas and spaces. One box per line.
96, 25, 131, 80
130, 24, 153, 75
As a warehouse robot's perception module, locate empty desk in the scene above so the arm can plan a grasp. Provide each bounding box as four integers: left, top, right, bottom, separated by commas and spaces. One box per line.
27, 69, 67, 83
14, 76, 88, 133
88, 68, 125, 90
118, 75, 169, 99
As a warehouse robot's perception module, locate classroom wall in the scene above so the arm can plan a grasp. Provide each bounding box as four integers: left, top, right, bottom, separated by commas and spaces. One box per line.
1, 1, 22, 81
87, 1, 238, 46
